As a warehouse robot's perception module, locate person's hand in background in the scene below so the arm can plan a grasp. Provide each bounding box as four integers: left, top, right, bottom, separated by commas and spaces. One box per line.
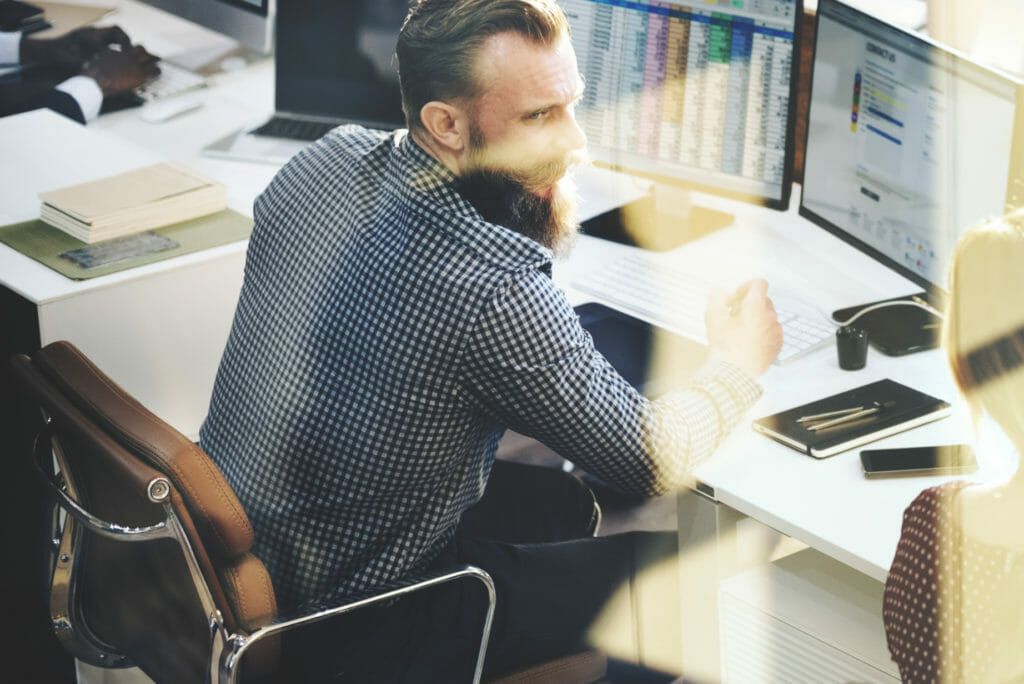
20, 25, 132, 66
82, 44, 160, 96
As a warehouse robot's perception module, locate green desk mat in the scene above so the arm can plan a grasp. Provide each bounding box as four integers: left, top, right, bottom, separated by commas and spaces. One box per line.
0, 209, 253, 280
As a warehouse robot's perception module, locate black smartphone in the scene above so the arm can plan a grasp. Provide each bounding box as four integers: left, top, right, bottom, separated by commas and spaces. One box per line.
860, 445, 978, 478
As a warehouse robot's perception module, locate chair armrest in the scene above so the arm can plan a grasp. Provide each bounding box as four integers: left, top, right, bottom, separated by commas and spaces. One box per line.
227, 565, 496, 684
32, 429, 176, 543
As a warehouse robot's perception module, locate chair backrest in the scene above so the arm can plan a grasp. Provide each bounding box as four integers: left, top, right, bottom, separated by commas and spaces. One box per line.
10, 341, 277, 683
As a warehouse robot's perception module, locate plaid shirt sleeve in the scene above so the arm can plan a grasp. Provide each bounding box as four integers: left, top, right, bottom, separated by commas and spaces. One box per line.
460, 265, 762, 497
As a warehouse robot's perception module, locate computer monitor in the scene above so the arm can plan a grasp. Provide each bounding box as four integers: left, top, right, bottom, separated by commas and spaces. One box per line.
800, 0, 1024, 354
562, 0, 803, 250
272, 0, 407, 127
137, 0, 274, 71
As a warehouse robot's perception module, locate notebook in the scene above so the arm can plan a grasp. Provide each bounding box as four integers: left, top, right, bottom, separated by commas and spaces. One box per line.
203, 0, 410, 165
38, 162, 226, 243
752, 378, 952, 459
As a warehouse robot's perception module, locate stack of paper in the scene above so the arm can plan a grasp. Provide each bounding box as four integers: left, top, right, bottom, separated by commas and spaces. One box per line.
39, 162, 227, 243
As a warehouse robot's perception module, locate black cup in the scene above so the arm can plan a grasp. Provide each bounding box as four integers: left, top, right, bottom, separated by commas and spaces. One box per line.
836, 326, 869, 370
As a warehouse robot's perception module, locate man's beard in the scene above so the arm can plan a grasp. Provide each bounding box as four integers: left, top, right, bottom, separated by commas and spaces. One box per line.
458, 137, 584, 258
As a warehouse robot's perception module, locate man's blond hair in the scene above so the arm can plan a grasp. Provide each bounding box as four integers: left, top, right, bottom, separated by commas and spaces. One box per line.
945, 208, 1024, 445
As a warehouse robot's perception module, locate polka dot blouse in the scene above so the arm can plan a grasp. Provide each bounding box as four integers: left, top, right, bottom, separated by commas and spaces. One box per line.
884, 482, 1024, 683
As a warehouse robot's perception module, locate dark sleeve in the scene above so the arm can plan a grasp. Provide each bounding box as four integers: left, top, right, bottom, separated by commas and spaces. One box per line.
22, 88, 86, 123
0, 72, 86, 124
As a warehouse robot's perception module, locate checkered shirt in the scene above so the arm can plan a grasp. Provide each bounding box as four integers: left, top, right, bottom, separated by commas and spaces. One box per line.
200, 126, 762, 613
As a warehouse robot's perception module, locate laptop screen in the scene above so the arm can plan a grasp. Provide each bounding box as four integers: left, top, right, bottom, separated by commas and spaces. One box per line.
274, 0, 411, 128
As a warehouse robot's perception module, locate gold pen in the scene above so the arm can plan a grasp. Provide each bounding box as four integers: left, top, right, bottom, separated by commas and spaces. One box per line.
798, 400, 896, 431
797, 407, 865, 423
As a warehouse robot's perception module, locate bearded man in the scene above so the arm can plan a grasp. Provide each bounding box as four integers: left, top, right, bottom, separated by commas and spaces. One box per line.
200, 0, 782, 681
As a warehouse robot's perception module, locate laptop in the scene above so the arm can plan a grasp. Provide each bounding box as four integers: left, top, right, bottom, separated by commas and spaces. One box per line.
203, 0, 411, 165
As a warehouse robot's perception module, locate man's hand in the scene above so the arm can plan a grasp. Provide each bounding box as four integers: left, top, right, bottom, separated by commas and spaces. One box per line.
20, 26, 133, 66
82, 45, 161, 97
19, 25, 160, 97
704, 278, 784, 379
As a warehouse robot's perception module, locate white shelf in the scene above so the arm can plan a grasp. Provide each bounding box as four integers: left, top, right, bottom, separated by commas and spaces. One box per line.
719, 548, 900, 683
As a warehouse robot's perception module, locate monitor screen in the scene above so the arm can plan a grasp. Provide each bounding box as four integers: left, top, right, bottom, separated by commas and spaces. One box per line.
273, 0, 410, 127
138, 0, 274, 59
561, 0, 803, 209
800, 0, 1024, 298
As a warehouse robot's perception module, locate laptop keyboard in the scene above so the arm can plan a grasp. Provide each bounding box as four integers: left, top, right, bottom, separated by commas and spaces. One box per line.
136, 61, 207, 102
253, 117, 338, 141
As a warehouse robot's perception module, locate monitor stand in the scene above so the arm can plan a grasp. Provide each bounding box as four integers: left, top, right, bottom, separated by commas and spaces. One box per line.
831, 293, 942, 356
581, 185, 734, 252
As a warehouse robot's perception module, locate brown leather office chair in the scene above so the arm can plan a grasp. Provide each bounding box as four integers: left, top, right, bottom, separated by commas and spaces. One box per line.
10, 341, 607, 684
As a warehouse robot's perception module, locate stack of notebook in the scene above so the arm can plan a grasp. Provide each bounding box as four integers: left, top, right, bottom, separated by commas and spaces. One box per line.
39, 162, 226, 243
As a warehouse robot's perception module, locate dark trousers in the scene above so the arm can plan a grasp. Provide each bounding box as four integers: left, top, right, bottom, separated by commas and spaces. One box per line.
278, 461, 678, 682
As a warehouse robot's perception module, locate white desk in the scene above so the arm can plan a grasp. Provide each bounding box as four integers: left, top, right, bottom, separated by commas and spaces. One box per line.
555, 184, 1021, 679
553, 186, 1013, 679
1, 1, 282, 439
554, 179, 1017, 579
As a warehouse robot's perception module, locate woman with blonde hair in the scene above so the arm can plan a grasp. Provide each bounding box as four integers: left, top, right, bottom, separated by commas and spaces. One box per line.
884, 208, 1024, 683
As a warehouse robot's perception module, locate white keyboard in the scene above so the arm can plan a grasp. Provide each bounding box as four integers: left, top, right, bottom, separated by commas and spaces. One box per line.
135, 61, 207, 102
573, 252, 835, 364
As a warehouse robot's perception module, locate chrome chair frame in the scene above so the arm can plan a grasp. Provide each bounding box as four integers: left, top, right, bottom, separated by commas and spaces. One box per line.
33, 422, 497, 684
15, 341, 604, 683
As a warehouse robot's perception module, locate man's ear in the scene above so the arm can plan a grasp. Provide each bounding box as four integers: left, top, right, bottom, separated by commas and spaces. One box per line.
419, 100, 469, 154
